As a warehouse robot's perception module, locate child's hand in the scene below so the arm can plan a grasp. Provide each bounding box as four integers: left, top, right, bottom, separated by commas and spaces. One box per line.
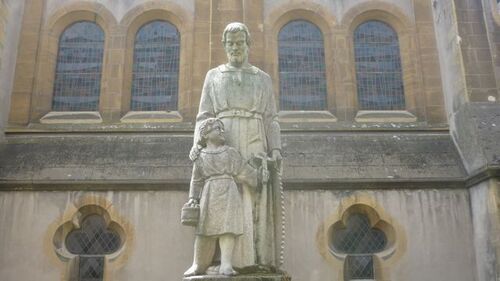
187, 198, 200, 206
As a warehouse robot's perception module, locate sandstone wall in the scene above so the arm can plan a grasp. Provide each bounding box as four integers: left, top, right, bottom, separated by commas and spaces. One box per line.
0, 188, 477, 281
0, 0, 25, 141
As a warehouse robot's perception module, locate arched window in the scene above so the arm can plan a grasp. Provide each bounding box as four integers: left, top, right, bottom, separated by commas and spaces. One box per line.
354, 20, 405, 110
52, 21, 105, 111
278, 20, 327, 111
131, 20, 180, 111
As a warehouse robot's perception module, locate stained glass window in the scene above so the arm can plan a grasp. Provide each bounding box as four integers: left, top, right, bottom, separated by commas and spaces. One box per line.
52, 21, 104, 111
66, 215, 121, 255
354, 20, 405, 110
332, 214, 387, 254
278, 20, 327, 110
344, 255, 374, 280
332, 213, 387, 281
66, 215, 121, 281
131, 20, 180, 111
78, 256, 105, 281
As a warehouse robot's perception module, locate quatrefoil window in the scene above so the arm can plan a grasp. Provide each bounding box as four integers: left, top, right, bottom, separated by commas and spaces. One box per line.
65, 214, 121, 281
329, 206, 395, 281
66, 214, 121, 255
53, 205, 126, 281
332, 213, 387, 254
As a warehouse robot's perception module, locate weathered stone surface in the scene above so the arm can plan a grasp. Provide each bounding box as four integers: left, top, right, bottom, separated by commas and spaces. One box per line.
0, 0, 24, 141
187, 22, 283, 274
0, 132, 466, 187
451, 102, 500, 173
183, 273, 290, 281
0, 188, 477, 281
468, 103, 500, 166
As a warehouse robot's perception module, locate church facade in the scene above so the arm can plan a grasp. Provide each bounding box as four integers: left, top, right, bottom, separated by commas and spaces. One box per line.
0, 0, 498, 280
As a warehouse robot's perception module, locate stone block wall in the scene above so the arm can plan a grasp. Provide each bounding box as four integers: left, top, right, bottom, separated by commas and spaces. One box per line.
0, 1, 7, 65
455, 0, 499, 102
431, 2, 500, 281
0, 0, 25, 141
0, 188, 478, 281
470, 180, 500, 281
0, 0, 8, 141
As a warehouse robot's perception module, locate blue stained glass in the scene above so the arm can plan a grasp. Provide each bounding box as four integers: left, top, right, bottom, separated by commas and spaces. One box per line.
354, 20, 405, 110
278, 20, 327, 110
131, 21, 180, 111
52, 22, 104, 111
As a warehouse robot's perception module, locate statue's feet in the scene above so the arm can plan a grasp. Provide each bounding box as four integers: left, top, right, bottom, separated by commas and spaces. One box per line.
219, 264, 237, 276
184, 264, 205, 277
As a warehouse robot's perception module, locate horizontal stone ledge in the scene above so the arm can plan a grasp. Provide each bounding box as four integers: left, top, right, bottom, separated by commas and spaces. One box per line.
465, 165, 500, 188
0, 178, 467, 191
40, 111, 103, 124
278, 110, 337, 122
284, 179, 465, 190
183, 273, 290, 281
355, 110, 417, 123
120, 111, 183, 123
6, 122, 449, 134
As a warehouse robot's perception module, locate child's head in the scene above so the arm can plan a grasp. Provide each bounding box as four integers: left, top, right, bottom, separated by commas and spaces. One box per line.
198, 118, 225, 147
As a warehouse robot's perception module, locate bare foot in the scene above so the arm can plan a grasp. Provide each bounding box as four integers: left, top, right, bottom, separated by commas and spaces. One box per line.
184, 264, 205, 277
219, 264, 237, 276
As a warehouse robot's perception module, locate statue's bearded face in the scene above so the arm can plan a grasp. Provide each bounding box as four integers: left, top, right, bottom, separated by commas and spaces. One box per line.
224, 31, 248, 67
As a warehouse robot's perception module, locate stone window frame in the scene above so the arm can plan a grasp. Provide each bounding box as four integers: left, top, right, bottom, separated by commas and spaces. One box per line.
0, 0, 7, 71
33, 3, 117, 124
50, 196, 133, 281
342, 5, 421, 123
265, 4, 338, 123
120, 4, 194, 123
317, 196, 406, 281
23, 2, 193, 125
352, 21, 406, 111
51, 21, 105, 112
277, 20, 328, 111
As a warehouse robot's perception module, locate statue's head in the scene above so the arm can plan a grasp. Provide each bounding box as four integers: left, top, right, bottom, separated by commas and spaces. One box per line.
198, 118, 225, 147
222, 22, 251, 67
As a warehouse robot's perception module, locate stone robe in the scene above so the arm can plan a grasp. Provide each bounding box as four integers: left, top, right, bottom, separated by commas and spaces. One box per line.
194, 64, 281, 268
189, 145, 257, 237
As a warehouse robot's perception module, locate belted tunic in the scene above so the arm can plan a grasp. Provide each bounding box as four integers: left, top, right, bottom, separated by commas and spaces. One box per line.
189, 146, 257, 237
193, 64, 281, 268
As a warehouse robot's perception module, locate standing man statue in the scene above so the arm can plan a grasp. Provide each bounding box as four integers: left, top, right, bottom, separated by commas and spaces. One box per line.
185, 22, 283, 275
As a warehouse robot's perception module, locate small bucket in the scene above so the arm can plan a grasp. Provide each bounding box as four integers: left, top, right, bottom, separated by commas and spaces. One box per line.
181, 204, 200, 226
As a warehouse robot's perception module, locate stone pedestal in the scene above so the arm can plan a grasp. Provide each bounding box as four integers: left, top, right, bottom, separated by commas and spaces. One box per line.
183, 273, 291, 281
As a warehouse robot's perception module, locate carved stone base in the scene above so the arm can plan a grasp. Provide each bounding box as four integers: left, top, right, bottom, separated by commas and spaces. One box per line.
183, 273, 291, 281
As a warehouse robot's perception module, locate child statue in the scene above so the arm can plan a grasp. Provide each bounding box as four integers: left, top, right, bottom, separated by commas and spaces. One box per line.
183, 118, 267, 276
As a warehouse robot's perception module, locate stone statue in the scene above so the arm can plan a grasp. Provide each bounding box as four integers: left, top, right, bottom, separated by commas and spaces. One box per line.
184, 22, 283, 276
183, 118, 267, 276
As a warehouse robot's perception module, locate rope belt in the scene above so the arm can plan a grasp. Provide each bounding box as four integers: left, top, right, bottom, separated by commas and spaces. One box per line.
216, 109, 263, 120
206, 174, 234, 182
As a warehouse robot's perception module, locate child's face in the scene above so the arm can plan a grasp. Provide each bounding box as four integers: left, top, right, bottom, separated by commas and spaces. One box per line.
206, 123, 225, 145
